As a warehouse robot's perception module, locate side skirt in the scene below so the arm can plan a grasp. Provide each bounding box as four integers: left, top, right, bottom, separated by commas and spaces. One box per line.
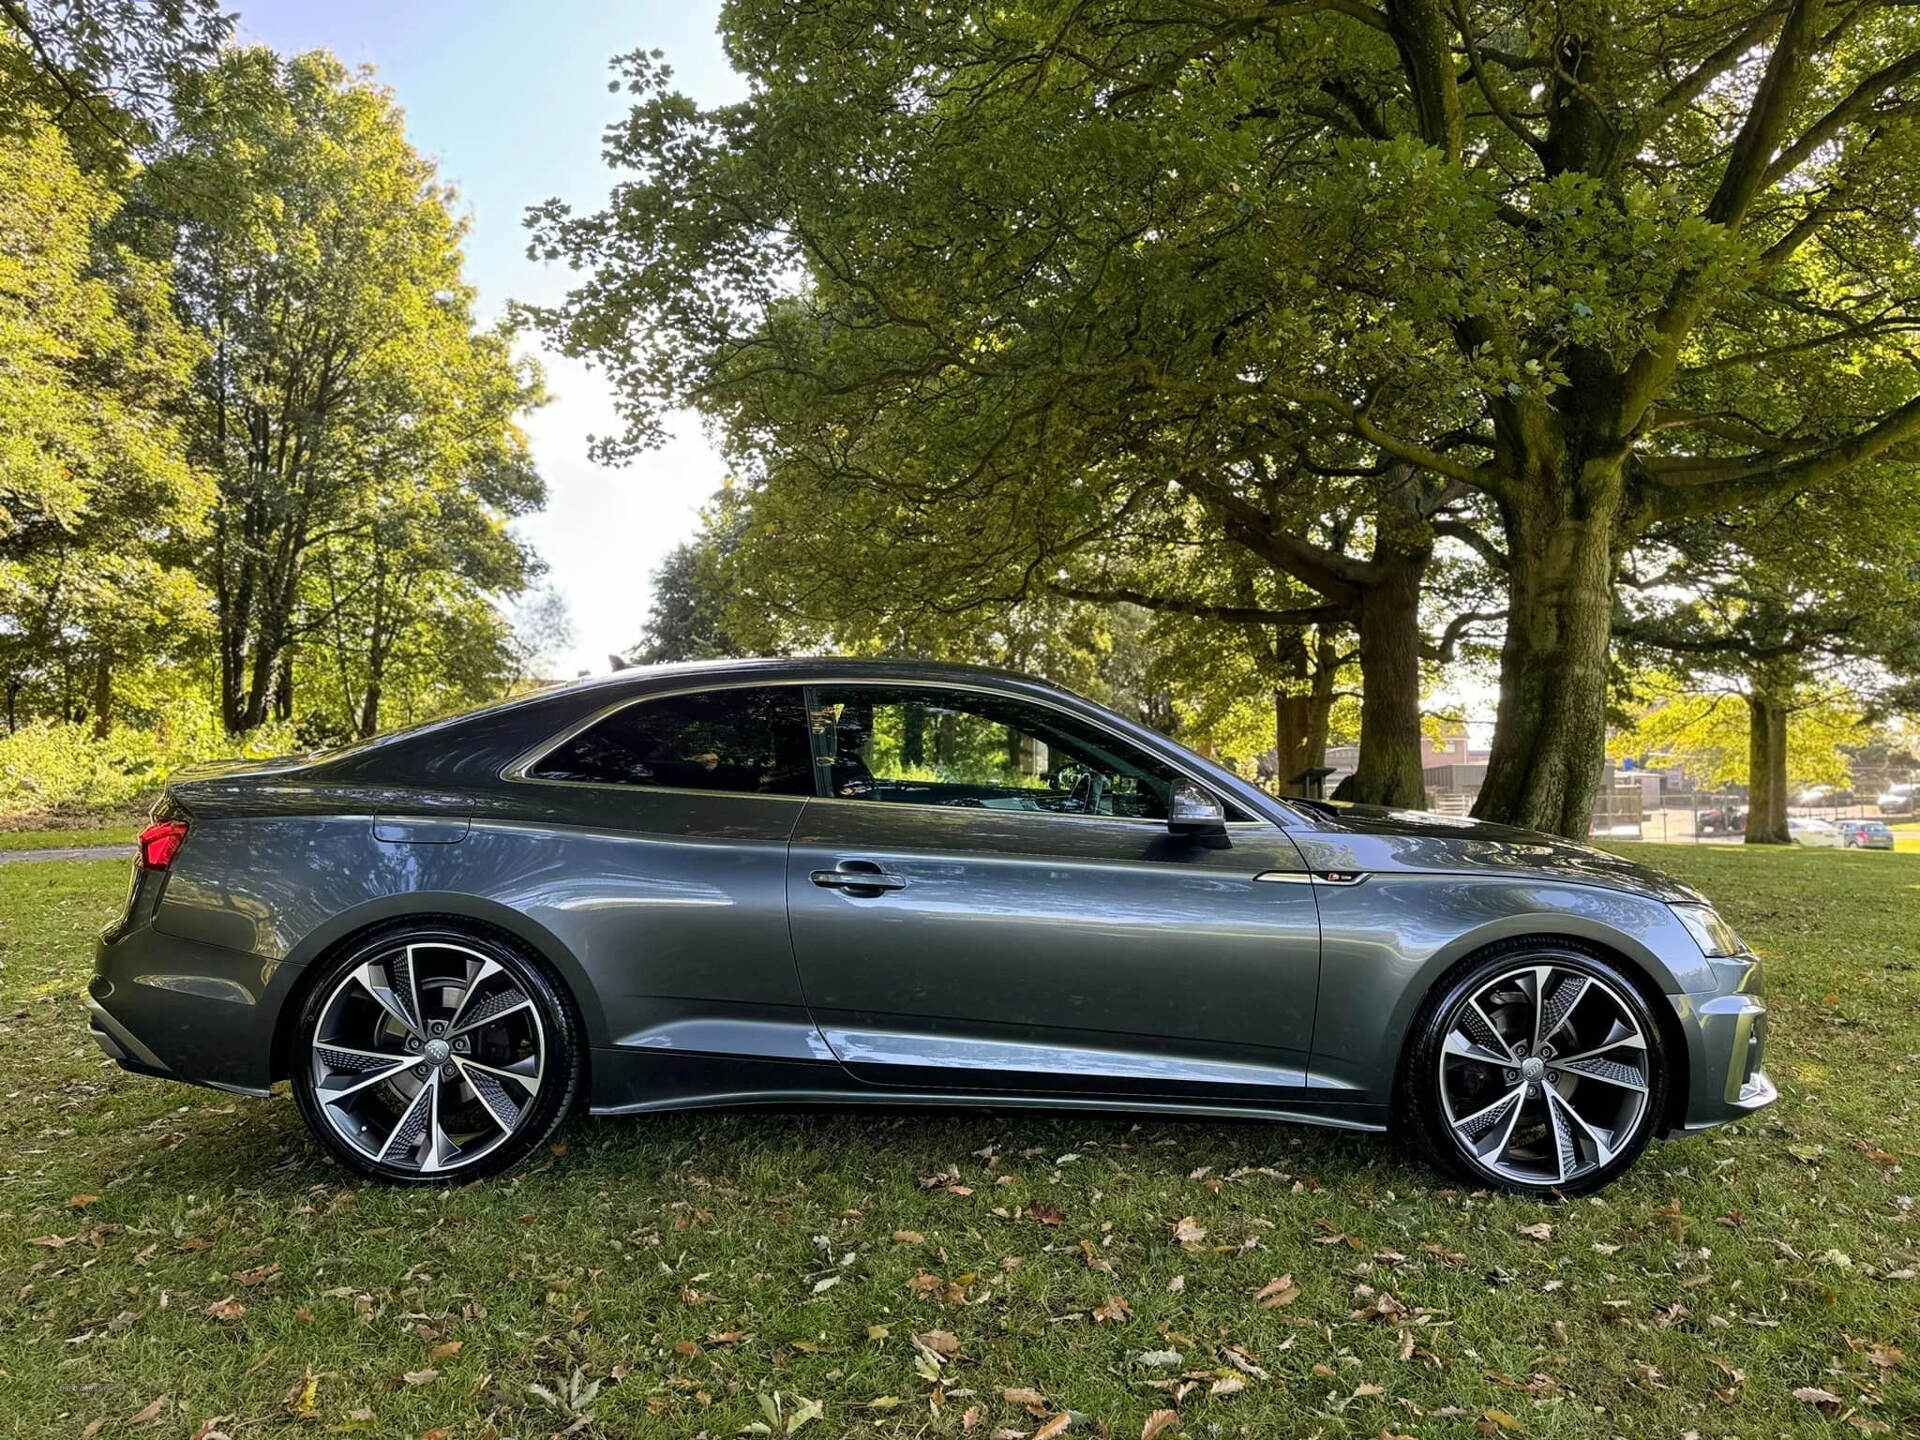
586, 1047, 1388, 1132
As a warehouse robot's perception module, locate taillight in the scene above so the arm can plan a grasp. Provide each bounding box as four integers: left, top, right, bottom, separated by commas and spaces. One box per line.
138, 819, 189, 869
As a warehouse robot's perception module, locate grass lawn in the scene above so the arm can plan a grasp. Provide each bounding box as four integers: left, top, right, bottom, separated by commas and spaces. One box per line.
3, 846, 1916, 1439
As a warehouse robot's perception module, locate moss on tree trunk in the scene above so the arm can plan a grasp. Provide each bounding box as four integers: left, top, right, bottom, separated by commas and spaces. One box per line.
1744, 686, 1791, 844
1473, 480, 1619, 837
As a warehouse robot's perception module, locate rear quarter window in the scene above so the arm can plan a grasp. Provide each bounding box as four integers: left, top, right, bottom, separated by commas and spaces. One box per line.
525, 687, 814, 796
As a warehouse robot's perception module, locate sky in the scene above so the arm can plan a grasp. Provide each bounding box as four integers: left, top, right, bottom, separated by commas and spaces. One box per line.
230, 0, 748, 677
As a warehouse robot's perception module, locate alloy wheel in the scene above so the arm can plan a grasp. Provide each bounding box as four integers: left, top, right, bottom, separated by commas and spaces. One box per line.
1436, 962, 1652, 1188
307, 940, 547, 1175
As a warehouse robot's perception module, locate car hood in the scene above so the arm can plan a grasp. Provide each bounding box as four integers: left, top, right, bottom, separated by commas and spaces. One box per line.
1289, 802, 1705, 904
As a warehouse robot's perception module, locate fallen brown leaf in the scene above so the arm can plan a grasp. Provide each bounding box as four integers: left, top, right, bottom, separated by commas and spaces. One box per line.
914, 1329, 961, 1359
1252, 1274, 1299, 1308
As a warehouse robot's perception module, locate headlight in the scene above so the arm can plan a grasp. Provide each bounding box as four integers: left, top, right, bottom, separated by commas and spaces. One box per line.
1672, 902, 1746, 958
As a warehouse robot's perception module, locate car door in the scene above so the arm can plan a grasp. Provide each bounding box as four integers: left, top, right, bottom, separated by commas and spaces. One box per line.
503, 682, 830, 1072
785, 682, 1323, 1102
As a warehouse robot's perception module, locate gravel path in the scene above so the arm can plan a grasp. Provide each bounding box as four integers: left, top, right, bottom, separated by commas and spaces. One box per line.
0, 845, 126, 865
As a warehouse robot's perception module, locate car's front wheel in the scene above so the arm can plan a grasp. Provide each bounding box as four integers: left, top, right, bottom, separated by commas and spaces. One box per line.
1405, 943, 1669, 1196
291, 924, 582, 1184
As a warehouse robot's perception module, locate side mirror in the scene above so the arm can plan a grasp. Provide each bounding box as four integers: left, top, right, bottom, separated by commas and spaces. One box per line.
1168, 780, 1229, 843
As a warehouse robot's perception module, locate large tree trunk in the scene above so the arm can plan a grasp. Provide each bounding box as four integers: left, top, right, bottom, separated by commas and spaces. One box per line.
1272, 690, 1325, 796
1272, 632, 1337, 796
1473, 478, 1621, 837
1346, 505, 1431, 808
1744, 684, 1791, 844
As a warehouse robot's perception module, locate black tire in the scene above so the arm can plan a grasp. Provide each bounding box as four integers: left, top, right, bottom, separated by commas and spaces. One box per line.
1401, 939, 1669, 1197
291, 922, 583, 1184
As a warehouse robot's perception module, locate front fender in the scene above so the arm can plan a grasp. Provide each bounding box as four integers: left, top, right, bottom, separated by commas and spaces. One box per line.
1305, 873, 1709, 1104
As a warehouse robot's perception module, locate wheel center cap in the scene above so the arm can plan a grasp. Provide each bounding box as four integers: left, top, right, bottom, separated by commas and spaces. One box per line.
1520, 1056, 1546, 1082
423, 1038, 451, 1065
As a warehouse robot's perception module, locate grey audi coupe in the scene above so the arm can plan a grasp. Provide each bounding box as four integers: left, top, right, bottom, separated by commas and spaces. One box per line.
90, 658, 1774, 1194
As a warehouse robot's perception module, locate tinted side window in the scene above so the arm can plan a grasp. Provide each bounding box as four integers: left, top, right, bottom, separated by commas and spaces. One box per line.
527, 687, 813, 795
808, 685, 1185, 820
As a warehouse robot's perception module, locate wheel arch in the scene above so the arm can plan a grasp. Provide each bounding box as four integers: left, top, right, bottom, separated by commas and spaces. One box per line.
269, 895, 605, 1085
1387, 929, 1691, 1136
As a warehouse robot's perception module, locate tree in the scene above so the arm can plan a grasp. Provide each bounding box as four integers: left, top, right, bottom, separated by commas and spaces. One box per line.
0, 105, 209, 733
1608, 683, 1861, 809
0, 106, 200, 541
629, 517, 748, 665
1, 0, 228, 168
136, 49, 546, 733
1615, 481, 1920, 840
308, 417, 545, 738
532, 0, 1920, 836
529, 41, 1519, 808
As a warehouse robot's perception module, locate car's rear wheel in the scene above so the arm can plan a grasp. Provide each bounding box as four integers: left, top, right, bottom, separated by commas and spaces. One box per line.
291, 924, 582, 1184
1406, 943, 1668, 1196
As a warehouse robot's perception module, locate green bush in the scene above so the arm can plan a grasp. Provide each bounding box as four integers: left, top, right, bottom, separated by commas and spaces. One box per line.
0, 703, 301, 816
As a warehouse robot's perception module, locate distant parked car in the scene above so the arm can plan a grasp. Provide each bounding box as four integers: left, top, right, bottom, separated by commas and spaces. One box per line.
1697, 806, 1747, 835
1794, 785, 1852, 807
1833, 819, 1896, 850
1789, 816, 1842, 847
1878, 783, 1917, 816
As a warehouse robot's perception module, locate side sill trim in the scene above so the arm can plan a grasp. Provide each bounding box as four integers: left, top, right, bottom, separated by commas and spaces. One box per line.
588, 1087, 1388, 1132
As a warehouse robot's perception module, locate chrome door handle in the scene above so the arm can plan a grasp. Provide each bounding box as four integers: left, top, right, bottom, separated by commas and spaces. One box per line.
810, 866, 906, 893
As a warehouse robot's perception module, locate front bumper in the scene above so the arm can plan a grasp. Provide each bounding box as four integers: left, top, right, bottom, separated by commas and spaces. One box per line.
1669, 953, 1775, 1131
90, 919, 293, 1098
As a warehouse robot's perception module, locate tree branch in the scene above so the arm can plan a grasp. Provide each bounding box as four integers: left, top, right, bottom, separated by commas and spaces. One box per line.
1432, 518, 1510, 570
1050, 584, 1351, 628
1763, 47, 1920, 186
1644, 388, 1920, 520
1706, 0, 1824, 229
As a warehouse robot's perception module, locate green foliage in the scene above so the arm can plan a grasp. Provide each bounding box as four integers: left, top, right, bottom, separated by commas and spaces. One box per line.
0, 105, 201, 538
129, 48, 547, 736
0, 701, 296, 814
0, 2, 229, 169
530, 0, 1920, 834
1608, 685, 1861, 791
0, 43, 553, 809
630, 511, 749, 665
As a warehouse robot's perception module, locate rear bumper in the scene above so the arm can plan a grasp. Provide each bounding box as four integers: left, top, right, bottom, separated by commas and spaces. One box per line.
1669, 955, 1775, 1131
89, 920, 294, 1097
